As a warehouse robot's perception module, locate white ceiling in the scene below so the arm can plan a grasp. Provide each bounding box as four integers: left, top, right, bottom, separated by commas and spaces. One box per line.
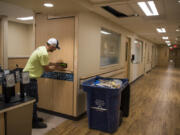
0, 1, 34, 24
0, 0, 180, 45
77, 0, 180, 45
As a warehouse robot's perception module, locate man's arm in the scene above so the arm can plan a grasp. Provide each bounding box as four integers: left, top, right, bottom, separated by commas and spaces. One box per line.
43, 65, 56, 72
48, 62, 57, 66
43, 64, 66, 72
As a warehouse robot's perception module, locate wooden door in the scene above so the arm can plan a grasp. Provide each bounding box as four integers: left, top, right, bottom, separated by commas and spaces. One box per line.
175, 49, 180, 67
125, 37, 131, 79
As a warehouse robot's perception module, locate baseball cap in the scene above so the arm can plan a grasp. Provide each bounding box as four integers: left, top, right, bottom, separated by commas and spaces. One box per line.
47, 38, 60, 50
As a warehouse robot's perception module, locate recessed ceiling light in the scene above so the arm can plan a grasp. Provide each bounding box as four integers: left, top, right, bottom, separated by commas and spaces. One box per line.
157, 28, 166, 33
44, 3, 54, 7
178, 0, 180, 3
137, 1, 159, 16
162, 37, 168, 40
16, 16, 34, 21
101, 30, 111, 35
148, 1, 159, 15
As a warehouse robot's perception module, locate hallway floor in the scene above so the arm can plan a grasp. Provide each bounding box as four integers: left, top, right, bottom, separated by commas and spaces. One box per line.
32, 112, 67, 135
44, 66, 180, 135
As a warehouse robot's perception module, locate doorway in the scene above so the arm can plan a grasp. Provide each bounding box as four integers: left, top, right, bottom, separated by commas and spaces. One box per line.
125, 37, 131, 80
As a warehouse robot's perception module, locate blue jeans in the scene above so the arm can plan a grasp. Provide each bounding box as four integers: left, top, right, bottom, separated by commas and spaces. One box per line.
26, 79, 38, 123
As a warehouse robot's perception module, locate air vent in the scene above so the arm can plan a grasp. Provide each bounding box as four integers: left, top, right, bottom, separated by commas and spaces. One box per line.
102, 6, 128, 18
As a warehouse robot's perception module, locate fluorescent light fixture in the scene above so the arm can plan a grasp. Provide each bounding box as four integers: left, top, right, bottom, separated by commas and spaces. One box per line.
134, 41, 138, 44
138, 2, 152, 16
157, 28, 166, 33
148, 1, 159, 16
101, 30, 111, 35
162, 37, 168, 40
137, 1, 159, 16
44, 3, 54, 7
16, 16, 33, 21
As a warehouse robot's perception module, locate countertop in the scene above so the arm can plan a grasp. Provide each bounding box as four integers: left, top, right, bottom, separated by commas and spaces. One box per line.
0, 96, 35, 114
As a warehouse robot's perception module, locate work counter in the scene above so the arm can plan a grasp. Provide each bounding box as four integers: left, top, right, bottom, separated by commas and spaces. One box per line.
0, 97, 35, 135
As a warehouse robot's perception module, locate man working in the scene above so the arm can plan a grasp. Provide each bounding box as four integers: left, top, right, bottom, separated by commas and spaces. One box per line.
23, 38, 63, 128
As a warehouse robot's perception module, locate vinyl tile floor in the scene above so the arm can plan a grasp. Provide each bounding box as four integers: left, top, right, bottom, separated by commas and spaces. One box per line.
32, 112, 67, 135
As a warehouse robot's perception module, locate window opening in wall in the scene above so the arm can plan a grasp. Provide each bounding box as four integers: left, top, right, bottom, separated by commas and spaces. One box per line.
100, 28, 121, 67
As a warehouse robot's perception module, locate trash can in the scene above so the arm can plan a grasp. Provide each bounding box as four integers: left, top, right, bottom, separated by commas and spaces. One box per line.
82, 76, 129, 133
121, 83, 130, 117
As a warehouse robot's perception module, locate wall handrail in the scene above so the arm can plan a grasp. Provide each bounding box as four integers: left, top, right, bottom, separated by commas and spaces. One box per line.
80, 67, 125, 81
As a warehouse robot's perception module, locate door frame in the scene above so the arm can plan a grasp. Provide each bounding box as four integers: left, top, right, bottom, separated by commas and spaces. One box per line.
125, 37, 131, 80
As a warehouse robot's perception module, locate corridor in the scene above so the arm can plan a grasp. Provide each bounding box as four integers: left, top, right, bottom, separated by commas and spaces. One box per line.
0, 0, 180, 134
46, 66, 180, 135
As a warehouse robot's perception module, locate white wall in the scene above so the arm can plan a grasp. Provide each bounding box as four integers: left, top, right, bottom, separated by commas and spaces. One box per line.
76, 12, 159, 115
8, 21, 35, 57
77, 11, 158, 82
78, 12, 129, 78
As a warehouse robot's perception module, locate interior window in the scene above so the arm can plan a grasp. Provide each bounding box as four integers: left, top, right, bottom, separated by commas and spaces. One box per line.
100, 28, 121, 67
134, 40, 143, 64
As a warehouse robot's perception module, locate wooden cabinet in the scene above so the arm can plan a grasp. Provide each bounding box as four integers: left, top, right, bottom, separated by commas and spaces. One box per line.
38, 78, 54, 110
6, 104, 33, 135
38, 78, 73, 115
0, 99, 34, 135
52, 80, 73, 115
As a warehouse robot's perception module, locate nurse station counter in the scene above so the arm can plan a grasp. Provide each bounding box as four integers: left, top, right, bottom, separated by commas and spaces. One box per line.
0, 97, 35, 135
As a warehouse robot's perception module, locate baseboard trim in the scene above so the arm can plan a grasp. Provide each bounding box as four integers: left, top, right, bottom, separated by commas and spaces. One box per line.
130, 74, 144, 84
37, 108, 86, 121
146, 69, 152, 73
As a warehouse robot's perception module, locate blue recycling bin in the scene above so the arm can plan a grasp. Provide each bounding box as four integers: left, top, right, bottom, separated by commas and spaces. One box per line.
82, 76, 129, 133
